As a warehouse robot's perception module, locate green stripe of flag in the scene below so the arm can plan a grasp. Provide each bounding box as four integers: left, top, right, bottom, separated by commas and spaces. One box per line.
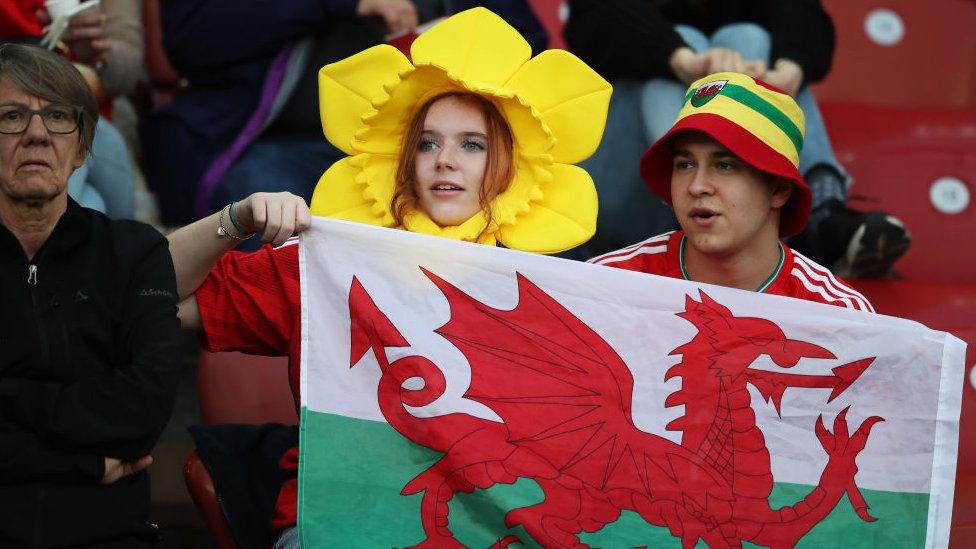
299, 408, 929, 548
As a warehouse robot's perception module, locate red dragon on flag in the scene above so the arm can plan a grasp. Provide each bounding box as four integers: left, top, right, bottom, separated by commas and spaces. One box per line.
347, 269, 884, 549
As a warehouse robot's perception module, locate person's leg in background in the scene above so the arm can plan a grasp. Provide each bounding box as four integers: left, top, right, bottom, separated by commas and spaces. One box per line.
790, 89, 910, 277
68, 118, 135, 218
562, 80, 678, 261
787, 88, 851, 265
639, 25, 711, 144
210, 135, 345, 251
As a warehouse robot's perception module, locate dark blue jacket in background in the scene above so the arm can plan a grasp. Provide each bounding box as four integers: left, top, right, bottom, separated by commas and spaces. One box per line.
140, 1, 547, 224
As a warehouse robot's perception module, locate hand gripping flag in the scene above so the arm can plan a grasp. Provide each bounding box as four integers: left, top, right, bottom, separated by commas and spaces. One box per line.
298, 219, 964, 548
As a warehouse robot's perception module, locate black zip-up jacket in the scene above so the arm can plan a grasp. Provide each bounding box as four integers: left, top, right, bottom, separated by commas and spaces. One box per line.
0, 199, 181, 548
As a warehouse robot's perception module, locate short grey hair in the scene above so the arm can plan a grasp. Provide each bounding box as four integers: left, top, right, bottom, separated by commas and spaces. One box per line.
0, 43, 98, 156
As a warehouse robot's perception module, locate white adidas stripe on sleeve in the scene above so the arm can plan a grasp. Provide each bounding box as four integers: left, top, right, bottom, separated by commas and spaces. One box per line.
792, 253, 874, 312
588, 232, 674, 265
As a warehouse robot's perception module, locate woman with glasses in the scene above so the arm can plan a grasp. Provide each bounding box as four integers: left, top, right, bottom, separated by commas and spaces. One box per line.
1, 1, 139, 220
0, 43, 181, 548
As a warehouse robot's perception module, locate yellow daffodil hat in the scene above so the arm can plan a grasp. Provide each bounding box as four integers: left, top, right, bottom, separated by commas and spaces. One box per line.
309, 7, 612, 253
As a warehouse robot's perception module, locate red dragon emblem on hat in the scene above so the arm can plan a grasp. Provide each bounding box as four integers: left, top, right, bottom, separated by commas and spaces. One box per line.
691, 79, 728, 107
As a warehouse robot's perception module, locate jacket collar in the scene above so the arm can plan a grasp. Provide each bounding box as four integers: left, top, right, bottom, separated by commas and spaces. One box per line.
0, 196, 92, 262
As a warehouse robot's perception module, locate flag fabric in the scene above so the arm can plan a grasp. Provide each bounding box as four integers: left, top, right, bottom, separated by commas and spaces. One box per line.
298, 218, 965, 548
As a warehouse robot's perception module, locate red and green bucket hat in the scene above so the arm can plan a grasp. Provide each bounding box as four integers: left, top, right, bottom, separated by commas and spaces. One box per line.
639, 71, 811, 236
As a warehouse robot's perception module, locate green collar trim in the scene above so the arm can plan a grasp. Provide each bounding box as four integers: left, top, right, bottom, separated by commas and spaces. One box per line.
679, 235, 691, 282
679, 236, 785, 293
755, 242, 786, 292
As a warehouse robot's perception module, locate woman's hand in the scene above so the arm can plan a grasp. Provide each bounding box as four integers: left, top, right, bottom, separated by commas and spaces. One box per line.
233, 192, 312, 247
102, 455, 153, 485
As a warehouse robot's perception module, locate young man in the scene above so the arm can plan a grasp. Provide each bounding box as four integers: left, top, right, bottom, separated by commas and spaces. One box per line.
590, 71, 873, 312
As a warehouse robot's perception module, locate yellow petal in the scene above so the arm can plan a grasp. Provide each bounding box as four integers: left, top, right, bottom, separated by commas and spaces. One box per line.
354, 66, 459, 152
497, 163, 597, 254
319, 45, 413, 155
411, 7, 530, 87
505, 49, 612, 164
498, 97, 552, 157
358, 154, 398, 221
310, 156, 387, 225
490, 154, 546, 226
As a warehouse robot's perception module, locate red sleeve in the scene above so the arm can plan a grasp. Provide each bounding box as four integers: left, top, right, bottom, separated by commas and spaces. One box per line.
588, 232, 682, 279
196, 242, 301, 356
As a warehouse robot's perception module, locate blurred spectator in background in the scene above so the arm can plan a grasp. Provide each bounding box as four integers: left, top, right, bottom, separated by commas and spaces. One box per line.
35, 0, 146, 98
565, 0, 910, 278
141, 0, 546, 241
0, 0, 142, 220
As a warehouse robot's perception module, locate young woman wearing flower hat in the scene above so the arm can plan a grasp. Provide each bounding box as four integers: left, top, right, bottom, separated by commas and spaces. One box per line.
165, 8, 610, 547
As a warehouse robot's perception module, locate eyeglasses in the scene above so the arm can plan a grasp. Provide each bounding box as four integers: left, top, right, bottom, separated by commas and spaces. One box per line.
0, 104, 81, 135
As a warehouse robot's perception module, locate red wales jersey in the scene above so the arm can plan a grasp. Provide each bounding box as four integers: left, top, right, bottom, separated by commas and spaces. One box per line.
195, 237, 302, 529
588, 231, 874, 312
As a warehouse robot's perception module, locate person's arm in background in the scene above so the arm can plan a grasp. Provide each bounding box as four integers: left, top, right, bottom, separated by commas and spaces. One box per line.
97, 0, 146, 98
755, 0, 835, 95
564, 0, 686, 81
0, 229, 181, 460
161, 0, 417, 79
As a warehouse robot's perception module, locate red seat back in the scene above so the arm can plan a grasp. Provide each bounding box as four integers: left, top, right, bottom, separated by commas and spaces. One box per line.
815, 0, 976, 109
822, 103, 976, 283
197, 351, 298, 426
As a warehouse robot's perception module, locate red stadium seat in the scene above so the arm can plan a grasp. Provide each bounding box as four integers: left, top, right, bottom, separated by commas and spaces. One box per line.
183, 352, 296, 548
809, 1, 976, 538
196, 351, 297, 426
852, 280, 976, 548
815, 0, 976, 109
184, 449, 237, 549
821, 103, 976, 283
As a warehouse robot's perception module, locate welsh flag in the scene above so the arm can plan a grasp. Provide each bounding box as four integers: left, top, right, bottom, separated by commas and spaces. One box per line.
298, 219, 965, 548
